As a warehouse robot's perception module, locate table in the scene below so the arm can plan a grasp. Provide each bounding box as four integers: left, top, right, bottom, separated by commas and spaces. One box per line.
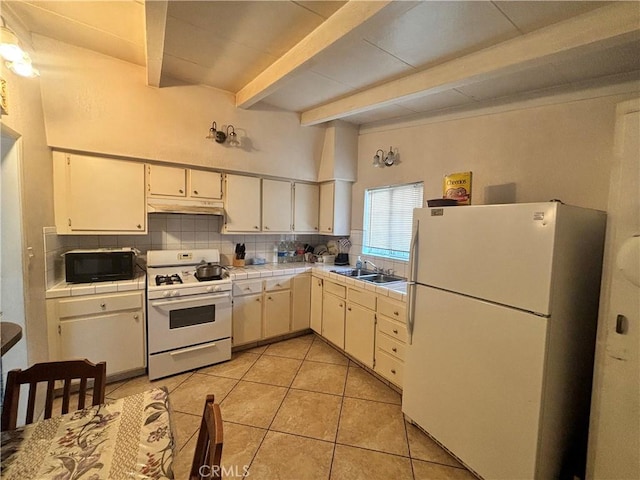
0, 322, 23, 355
0, 387, 175, 479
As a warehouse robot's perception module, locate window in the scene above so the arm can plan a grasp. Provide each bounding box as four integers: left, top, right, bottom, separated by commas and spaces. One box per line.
363, 182, 424, 261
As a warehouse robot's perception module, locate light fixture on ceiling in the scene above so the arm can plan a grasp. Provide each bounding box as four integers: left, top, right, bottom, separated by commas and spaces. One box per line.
372, 149, 385, 168
373, 147, 398, 167
206, 121, 240, 146
0, 18, 39, 78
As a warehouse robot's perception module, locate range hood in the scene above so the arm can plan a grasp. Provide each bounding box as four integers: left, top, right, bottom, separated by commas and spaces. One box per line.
147, 197, 225, 216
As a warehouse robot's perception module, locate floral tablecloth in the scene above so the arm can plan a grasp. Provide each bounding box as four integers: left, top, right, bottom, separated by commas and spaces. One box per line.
1, 387, 174, 479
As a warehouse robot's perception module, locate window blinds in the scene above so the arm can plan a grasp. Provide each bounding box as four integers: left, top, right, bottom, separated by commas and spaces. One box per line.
363, 182, 424, 261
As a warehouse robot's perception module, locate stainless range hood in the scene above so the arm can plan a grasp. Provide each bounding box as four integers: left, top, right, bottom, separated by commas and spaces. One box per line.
147, 198, 225, 216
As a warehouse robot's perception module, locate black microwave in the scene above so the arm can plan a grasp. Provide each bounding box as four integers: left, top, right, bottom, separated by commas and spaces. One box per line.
65, 248, 137, 283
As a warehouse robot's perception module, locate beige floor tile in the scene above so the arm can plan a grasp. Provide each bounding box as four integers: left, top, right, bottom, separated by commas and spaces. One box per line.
242, 355, 302, 387
291, 360, 348, 395
263, 334, 314, 359
406, 422, 463, 468
242, 344, 268, 354
172, 429, 197, 480
171, 411, 201, 453
170, 373, 238, 415
219, 381, 288, 429
330, 444, 413, 480
412, 459, 478, 479
198, 352, 260, 379
337, 397, 409, 457
344, 365, 402, 405
107, 372, 192, 399
220, 422, 267, 479
248, 431, 334, 480
306, 338, 349, 365
270, 389, 342, 441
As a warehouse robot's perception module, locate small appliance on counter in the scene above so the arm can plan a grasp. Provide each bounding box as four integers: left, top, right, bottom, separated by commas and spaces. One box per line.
335, 253, 349, 266
335, 238, 352, 265
64, 247, 137, 283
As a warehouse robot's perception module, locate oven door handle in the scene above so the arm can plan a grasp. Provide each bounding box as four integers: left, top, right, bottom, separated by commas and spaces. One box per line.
150, 294, 230, 308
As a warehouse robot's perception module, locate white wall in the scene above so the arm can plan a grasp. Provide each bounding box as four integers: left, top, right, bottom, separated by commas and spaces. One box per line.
32, 35, 326, 182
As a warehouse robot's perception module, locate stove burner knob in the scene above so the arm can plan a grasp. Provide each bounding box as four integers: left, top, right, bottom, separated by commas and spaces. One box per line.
171, 290, 179, 297
206, 286, 214, 293
162, 291, 171, 298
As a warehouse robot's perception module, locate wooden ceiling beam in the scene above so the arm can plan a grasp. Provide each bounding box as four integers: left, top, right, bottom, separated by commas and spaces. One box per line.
145, 0, 168, 88
234, 0, 395, 109
300, 2, 640, 126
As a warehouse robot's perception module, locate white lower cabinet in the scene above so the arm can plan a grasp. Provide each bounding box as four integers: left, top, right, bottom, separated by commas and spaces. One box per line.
232, 293, 262, 345
310, 276, 323, 333
345, 302, 375, 368
322, 292, 345, 349
292, 274, 311, 331
48, 291, 146, 377
264, 290, 291, 338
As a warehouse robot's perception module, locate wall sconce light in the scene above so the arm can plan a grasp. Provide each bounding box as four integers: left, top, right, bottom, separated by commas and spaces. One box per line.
0, 18, 39, 78
206, 121, 240, 146
373, 147, 398, 167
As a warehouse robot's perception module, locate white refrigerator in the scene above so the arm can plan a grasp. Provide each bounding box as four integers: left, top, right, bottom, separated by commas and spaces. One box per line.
402, 202, 606, 480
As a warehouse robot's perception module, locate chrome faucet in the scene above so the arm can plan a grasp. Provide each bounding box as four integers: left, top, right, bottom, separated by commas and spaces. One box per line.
364, 259, 379, 272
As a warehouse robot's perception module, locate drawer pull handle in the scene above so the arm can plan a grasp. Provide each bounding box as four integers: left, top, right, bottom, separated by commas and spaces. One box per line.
276, 283, 281, 287
244, 287, 251, 290
392, 347, 397, 352
394, 311, 399, 316
393, 329, 398, 334
100, 303, 106, 309
391, 369, 396, 375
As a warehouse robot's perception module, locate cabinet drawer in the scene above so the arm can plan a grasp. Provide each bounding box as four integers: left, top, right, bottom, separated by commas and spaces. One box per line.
348, 287, 376, 310
377, 296, 406, 322
324, 280, 346, 298
58, 291, 142, 319
377, 315, 407, 343
265, 276, 291, 291
377, 332, 406, 361
233, 280, 263, 296
149, 338, 231, 381
375, 349, 404, 387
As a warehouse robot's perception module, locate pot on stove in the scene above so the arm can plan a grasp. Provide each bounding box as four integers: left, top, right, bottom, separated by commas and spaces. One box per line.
196, 261, 227, 280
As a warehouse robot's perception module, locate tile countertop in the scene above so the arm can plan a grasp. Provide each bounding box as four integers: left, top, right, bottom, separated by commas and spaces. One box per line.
229, 263, 407, 302
45, 270, 147, 299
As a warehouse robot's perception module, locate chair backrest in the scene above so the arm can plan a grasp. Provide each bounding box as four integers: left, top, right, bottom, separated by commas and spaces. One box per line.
190, 394, 224, 480
1, 359, 106, 430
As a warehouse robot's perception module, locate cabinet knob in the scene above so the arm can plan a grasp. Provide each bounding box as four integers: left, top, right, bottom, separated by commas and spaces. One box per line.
254, 226, 259, 230
392, 347, 397, 352
393, 328, 398, 334
100, 303, 106, 309
179, 189, 184, 194
256, 298, 261, 302
339, 303, 343, 308
394, 311, 399, 316
328, 227, 332, 231
391, 369, 396, 375
268, 296, 272, 300
347, 307, 351, 311
265, 226, 270, 230
314, 227, 318, 230
193, 190, 198, 195
133, 314, 139, 320
276, 283, 281, 287
137, 224, 142, 229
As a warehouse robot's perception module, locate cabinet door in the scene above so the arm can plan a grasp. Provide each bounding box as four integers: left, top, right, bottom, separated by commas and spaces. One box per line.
322, 293, 345, 348
67, 155, 146, 233
264, 290, 291, 338
293, 183, 319, 233
190, 170, 222, 199
345, 302, 375, 368
59, 310, 145, 376
225, 174, 261, 232
262, 179, 292, 232
319, 182, 335, 234
310, 276, 323, 334
232, 294, 262, 345
148, 164, 187, 197
292, 274, 311, 331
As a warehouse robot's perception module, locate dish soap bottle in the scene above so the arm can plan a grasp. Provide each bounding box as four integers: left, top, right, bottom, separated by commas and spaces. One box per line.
355, 256, 363, 271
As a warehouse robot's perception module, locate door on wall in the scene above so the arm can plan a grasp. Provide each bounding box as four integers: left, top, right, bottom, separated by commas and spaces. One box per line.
0, 132, 28, 405
587, 100, 640, 479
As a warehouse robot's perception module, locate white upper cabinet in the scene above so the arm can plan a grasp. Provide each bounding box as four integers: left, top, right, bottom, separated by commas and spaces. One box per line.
190, 170, 222, 199
148, 164, 186, 197
224, 174, 261, 233
53, 152, 146, 234
293, 182, 319, 233
319, 180, 351, 236
262, 179, 292, 233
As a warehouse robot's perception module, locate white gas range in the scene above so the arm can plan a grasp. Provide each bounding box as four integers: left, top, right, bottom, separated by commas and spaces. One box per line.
146, 249, 232, 380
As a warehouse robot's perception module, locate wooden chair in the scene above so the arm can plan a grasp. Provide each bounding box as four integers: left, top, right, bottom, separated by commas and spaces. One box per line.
1, 359, 107, 430
190, 394, 224, 480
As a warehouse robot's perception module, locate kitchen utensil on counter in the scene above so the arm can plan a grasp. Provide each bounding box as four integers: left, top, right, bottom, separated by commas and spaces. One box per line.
338, 238, 352, 253
195, 261, 227, 280
233, 243, 246, 266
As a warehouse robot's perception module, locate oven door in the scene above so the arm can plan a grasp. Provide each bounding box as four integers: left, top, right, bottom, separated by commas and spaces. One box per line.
147, 292, 231, 353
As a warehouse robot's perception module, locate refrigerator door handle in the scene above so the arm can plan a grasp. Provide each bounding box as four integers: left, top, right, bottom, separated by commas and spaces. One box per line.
407, 219, 419, 344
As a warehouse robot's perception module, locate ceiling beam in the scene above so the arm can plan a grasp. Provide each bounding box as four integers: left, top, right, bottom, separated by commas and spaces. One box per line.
235, 0, 395, 109
145, 0, 168, 88
300, 2, 640, 126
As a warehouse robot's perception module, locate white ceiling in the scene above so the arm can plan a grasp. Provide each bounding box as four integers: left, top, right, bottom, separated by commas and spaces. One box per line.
4, 1, 640, 126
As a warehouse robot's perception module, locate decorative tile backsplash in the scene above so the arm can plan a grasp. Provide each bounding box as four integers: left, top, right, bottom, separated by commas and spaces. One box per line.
44, 219, 408, 290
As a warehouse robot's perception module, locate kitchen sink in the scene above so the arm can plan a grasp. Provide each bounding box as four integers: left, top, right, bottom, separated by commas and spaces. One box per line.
330, 269, 405, 284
